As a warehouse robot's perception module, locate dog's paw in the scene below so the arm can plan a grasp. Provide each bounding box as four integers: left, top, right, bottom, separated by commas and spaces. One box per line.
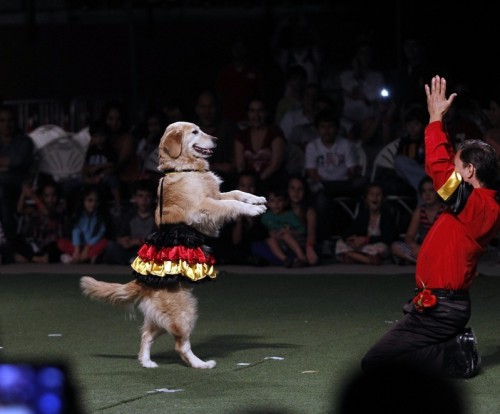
239, 193, 266, 205
195, 360, 216, 369
251, 196, 267, 205
141, 360, 159, 368
247, 203, 267, 216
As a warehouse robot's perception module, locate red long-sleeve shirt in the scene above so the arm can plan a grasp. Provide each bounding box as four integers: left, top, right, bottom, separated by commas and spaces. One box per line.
415, 121, 500, 290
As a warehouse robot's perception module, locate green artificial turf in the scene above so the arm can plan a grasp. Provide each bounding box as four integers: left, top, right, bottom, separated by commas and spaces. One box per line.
1, 270, 500, 413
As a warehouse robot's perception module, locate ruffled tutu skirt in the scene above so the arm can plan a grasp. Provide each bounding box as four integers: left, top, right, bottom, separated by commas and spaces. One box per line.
131, 223, 217, 287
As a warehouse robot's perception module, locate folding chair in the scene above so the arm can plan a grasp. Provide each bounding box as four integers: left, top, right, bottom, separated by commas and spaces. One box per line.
332, 145, 368, 219
30, 125, 90, 187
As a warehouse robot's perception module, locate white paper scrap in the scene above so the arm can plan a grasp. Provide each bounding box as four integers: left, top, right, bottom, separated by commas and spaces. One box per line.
147, 388, 184, 394
264, 356, 284, 360
48, 333, 62, 337
301, 370, 317, 374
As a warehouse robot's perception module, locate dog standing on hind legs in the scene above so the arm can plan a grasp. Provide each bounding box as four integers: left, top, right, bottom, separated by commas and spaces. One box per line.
80, 121, 267, 369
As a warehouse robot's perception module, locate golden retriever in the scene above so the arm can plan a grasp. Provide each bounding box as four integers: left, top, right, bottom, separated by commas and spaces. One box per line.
80, 121, 267, 369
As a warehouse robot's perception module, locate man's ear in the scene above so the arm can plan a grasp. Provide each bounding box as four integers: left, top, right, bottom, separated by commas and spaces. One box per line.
466, 164, 475, 179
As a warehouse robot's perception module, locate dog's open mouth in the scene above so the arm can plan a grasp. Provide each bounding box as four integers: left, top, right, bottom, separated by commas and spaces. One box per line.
193, 144, 214, 157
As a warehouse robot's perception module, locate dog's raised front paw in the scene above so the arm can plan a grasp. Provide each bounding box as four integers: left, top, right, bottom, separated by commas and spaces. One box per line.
247, 203, 267, 216
251, 196, 267, 205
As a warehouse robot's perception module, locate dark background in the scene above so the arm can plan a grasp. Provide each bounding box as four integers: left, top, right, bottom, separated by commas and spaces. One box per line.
1, 1, 497, 124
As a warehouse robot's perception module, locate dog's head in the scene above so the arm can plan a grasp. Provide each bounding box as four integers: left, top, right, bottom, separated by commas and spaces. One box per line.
158, 122, 217, 171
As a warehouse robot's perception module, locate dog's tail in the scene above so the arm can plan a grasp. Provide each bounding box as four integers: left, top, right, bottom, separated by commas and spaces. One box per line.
80, 276, 144, 306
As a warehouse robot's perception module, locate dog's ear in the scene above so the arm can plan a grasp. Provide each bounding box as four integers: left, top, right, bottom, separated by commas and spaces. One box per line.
160, 126, 183, 159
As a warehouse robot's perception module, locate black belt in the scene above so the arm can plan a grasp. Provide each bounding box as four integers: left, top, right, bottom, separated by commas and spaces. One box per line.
415, 288, 470, 301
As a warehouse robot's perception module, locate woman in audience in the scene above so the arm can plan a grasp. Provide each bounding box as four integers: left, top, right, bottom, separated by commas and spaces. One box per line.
234, 96, 288, 193
335, 182, 397, 265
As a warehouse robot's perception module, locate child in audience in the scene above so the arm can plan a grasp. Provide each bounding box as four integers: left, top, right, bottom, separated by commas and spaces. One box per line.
212, 171, 268, 265
13, 180, 67, 263
260, 186, 308, 267
82, 121, 122, 214
287, 174, 319, 266
391, 175, 445, 264
103, 180, 157, 265
335, 182, 397, 265
58, 184, 110, 264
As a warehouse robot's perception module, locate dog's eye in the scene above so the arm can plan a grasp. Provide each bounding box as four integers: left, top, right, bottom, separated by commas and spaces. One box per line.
192, 130, 199, 135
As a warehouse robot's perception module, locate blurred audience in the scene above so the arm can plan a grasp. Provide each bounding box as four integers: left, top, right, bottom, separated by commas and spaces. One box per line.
0, 104, 35, 240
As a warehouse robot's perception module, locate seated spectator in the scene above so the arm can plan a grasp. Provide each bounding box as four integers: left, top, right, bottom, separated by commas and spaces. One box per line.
98, 100, 142, 200
338, 40, 385, 125
214, 36, 267, 126
286, 93, 339, 176
135, 109, 167, 178
0, 104, 34, 240
103, 180, 157, 265
82, 120, 122, 214
391, 176, 445, 265
305, 108, 366, 242
393, 104, 428, 193
12, 179, 68, 264
279, 83, 320, 141
211, 171, 268, 265
234, 96, 288, 193
287, 174, 319, 266
274, 64, 307, 125
271, 15, 324, 91
58, 184, 111, 264
258, 186, 308, 268
193, 89, 239, 191
335, 182, 397, 265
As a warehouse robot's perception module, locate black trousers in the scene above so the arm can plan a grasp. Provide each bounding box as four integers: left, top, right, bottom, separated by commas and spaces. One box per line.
361, 294, 471, 375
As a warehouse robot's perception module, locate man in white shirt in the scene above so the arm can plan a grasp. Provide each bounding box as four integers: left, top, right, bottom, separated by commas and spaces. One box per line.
305, 108, 366, 244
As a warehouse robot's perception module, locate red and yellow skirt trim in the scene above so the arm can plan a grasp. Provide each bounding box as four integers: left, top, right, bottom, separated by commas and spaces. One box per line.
131, 244, 217, 282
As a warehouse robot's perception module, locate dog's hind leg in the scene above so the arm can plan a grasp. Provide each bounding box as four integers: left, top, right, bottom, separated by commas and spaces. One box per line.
174, 335, 216, 369
139, 320, 164, 368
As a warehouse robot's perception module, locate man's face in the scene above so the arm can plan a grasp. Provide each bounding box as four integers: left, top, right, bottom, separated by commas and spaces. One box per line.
317, 121, 336, 143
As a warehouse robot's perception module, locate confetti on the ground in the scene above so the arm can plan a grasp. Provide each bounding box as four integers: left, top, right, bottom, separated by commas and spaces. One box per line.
301, 371, 317, 374
237, 362, 252, 366
48, 333, 62, 337
264, 356, 284, 360
147, 388, 183, 394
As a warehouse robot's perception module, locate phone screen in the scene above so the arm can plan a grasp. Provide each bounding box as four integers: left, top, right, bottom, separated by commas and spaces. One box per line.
0, 363, 76, 414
